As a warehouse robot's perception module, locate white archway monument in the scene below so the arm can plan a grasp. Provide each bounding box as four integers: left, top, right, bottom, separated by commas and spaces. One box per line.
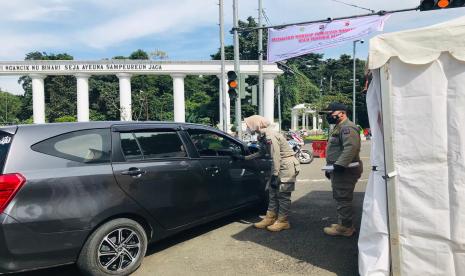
0, 60, 282, 124
291, 103, 322, 131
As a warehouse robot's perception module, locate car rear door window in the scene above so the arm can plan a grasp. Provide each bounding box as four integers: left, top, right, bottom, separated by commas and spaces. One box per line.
119, 131, 186, 161
31, 129, 111, 164
187, 129, 243, 157
120, 132, 143, 160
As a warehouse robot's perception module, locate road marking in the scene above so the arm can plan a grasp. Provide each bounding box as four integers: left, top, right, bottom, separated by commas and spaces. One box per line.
298, 178, 369, 182
297, 179, 328, 182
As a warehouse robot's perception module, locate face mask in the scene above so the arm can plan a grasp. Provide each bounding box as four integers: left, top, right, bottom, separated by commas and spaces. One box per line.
326, 113, 340, 124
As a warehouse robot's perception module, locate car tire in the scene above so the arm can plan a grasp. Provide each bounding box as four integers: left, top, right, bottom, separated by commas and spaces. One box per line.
298, 150, 314, 164
77, 218, 148, 276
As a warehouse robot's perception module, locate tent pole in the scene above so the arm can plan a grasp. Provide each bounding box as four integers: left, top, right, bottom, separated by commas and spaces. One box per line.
379, 67, 402, 276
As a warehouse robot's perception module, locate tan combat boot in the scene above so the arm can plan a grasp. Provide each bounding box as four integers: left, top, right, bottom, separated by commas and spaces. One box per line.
323, 224, 355, 237
266, 216, 290, 232
254, 211, 277, 229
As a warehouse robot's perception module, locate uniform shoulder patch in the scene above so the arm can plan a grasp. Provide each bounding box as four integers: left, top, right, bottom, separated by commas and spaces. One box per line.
342, 127, 351, 135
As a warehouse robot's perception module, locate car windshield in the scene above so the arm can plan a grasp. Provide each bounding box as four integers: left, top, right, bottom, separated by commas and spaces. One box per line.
0, 132, 13, 173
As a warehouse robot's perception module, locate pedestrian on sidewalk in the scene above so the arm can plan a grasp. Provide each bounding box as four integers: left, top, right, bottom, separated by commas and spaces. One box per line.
320, 103, 362, 237
244, 115, 300, 232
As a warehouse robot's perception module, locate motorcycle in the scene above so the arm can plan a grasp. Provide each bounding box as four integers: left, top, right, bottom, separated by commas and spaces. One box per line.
287, 131, 314, 164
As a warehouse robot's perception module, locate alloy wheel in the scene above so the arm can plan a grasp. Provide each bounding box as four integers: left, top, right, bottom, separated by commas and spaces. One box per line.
97, 227, 141, 272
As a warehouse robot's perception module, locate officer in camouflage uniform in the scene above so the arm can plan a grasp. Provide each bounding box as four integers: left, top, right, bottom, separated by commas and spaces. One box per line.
244, 115, 300, 232
320, 103, 362, 237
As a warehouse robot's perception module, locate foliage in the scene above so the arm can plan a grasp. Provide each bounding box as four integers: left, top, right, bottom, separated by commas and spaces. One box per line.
305, 135, 328, 141
54, 115, 77, 122
150, 50, 169, 60
311, 93, 352, 112
16, 52, 75, 122
129, 49, 149, 60
277, 64, 320, 128
0, 91, 22, 124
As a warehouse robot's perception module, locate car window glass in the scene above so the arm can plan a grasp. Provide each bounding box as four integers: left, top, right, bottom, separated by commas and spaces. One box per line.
133, 131, 186, 159
187, 129, 243, 157
0, 132, 13, 172
120, 132, 143, 160
31, 129, 111, 164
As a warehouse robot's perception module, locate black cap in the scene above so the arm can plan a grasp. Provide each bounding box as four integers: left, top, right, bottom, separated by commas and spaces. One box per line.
319, 102, 348, 114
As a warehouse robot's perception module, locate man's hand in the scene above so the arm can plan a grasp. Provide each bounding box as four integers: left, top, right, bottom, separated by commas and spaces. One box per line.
231, 153, 245, 161
270, 175, 279, 189
333, 164, 346, 173
325, 171, 331, 180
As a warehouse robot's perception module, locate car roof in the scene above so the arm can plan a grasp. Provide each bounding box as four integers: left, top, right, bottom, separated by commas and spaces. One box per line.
3, 121, 231, 141
11, 121, 203, 129
2, 121, 243, 149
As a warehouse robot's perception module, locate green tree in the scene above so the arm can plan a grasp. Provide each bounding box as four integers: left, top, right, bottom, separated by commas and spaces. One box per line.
129, 49, 149, 60
284, 53, 368, 127
18, 51, 75, 122
277, 65, 320, 129
54, 115, 77, 122
0, 91, 22, 124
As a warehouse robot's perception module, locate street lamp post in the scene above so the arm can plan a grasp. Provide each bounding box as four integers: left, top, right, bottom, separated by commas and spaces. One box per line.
352, 39, 364, 124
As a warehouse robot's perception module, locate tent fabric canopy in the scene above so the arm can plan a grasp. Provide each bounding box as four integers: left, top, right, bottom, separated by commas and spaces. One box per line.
368, 15, 465, 69
360, 15, 465, 276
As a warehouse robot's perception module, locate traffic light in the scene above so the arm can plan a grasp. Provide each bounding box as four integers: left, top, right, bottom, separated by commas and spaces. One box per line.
227, 71, 238, 98
420, 0, 465, 11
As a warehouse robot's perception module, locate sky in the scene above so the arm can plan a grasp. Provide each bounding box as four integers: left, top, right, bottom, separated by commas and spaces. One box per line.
0, 0, 463, 95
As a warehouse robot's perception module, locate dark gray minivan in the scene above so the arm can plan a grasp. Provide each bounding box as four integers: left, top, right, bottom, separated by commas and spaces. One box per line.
0, 122, 271, 275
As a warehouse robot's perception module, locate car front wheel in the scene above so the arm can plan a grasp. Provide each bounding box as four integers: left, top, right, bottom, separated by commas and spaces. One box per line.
77, 218, 148, 276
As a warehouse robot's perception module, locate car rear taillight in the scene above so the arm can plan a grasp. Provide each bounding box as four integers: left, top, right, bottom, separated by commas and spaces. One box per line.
0, 173, 25, 213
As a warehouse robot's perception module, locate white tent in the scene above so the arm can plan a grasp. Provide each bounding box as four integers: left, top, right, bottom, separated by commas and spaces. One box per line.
359, 16, 465, 276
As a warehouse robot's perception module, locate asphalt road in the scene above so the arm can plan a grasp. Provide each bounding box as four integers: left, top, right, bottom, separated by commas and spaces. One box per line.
17, 141, 371, 276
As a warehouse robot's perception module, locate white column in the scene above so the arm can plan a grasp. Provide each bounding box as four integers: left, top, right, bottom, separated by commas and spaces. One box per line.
218, 78, 223, 127
217, 75, 231, 128
302, 113, 306, 129
263, 74, 276, 124
171, 74, 186, 123
291, 111, 298, 130
313, 114, 317, 130
291, 112, 295, 130
30, 74, 46, 124
117, 73, 132, 121
76, 74, 90, 122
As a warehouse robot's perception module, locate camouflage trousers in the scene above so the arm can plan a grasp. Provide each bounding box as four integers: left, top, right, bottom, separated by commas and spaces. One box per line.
267, 185, 293, 218
330, 165, 363, 227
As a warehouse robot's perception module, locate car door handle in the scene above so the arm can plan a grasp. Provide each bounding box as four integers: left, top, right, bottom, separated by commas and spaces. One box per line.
121, 168, 146, 177
205, 166, 220, 175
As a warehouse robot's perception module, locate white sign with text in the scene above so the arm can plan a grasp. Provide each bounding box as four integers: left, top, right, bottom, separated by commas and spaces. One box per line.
267, 15, 390, 62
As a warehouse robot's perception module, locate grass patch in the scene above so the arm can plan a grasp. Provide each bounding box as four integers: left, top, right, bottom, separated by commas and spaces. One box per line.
305, 135, 328, 141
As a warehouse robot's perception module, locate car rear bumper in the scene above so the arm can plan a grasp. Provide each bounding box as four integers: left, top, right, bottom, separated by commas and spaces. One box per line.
0, 213, 88, 273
